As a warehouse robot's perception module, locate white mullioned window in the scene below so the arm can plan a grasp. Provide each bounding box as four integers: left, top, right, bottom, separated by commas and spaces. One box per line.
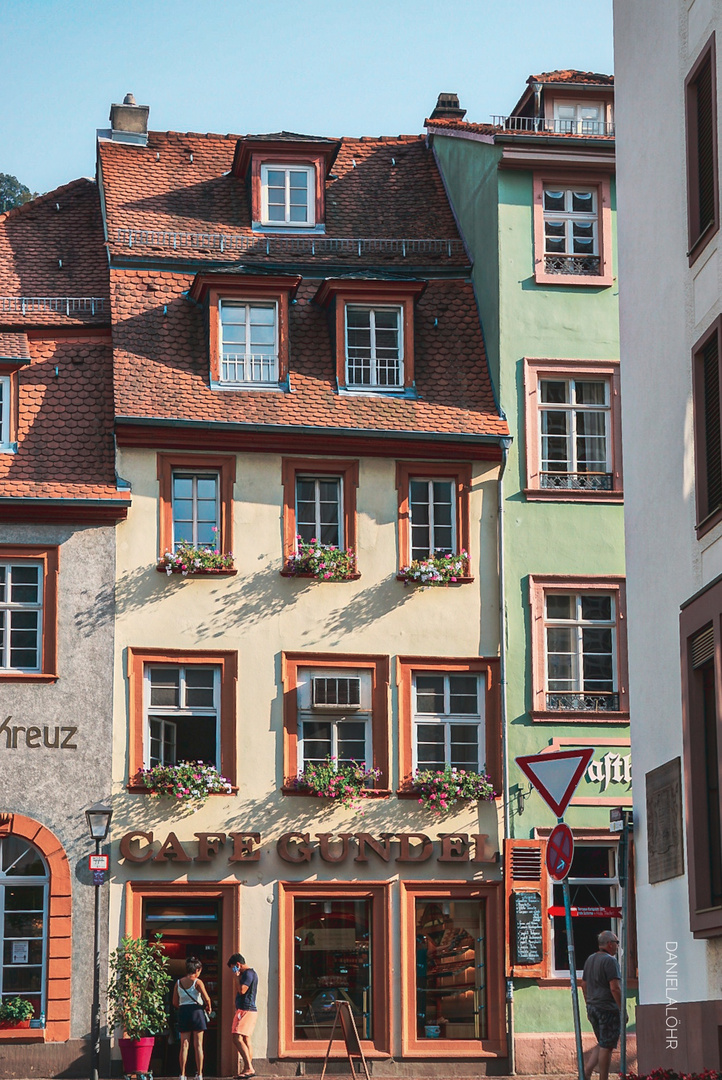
297, 668, 372, 770
552, 102, 605, 135
545, 592, 617, 711
0, 836, 48, 1019
260, 164, 315, 227
345, 305, 403, 388
409, 479, 455, 560
551, 844, 620, 975
295, 476, 342, 548
539, 378, 611, 489
0, 561, 43, 672
0, 376, 11, 450
543, 187, 598, 259
145, 664, 220, 769
219, 300, 278, 384
412, 672, 484, 772
171, 471, 220, 550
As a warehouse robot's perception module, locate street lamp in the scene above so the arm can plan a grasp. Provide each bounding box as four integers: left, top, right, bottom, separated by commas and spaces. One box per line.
85, 802, 112, 1080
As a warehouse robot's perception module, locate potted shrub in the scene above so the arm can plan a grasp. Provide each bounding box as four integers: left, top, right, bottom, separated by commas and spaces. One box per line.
0, 997, 34, 1028
107, 935, 171, 1075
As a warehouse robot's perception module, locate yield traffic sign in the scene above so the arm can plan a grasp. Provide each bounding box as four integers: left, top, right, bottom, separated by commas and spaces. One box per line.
546, 822, 574, 881
516, 747, 595, 818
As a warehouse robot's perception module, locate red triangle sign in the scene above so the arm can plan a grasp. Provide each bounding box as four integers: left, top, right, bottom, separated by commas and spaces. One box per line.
515, 747, 595, 818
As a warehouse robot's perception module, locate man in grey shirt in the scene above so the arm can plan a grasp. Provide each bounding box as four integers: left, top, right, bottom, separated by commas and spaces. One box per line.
581, 929, 622, 1080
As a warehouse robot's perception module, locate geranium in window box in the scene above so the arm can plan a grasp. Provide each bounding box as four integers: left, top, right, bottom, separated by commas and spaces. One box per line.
0, 998, 34, 1028
157, 533, 235, 576
285, 756, 380, 808
412, 765, 495, 813
283, 537, 358, 581
136, 761, 232, 804
399, 550, 470, 587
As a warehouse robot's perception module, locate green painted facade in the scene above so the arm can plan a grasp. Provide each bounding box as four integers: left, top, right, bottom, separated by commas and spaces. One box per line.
431, 130, 631, 1037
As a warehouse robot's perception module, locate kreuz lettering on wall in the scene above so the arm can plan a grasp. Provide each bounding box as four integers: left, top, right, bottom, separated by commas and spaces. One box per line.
0, 716, 78, 749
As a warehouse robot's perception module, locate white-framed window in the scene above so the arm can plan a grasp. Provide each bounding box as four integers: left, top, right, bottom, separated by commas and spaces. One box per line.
145, 664, 220, 769
551, 844, 619, 976
260, 164, 315, 227
0, 376, 11, 450
0, 562, 43, 672
539, 378, 611, 490
345, 305, 403, 389
545, 592, 617, 711
297, 668, 372, 770
0, 835, 48, 1019
552, 101, 606, 135
295, 476, 342, 548
543, 186, 598, 260
219, 300, 278, 384
412, 672, 484, 772
409, 479, 455, 560
171, 471, 219, 550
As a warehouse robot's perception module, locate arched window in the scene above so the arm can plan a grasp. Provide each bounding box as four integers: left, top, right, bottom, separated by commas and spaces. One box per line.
0, 835, 48, 1018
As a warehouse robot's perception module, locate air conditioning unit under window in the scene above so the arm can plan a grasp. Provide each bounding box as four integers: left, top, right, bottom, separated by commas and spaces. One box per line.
312, 676, 361, 710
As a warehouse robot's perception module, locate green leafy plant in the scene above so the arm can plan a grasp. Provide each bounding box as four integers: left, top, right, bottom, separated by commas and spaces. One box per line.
137, 761, 232, 804
412, 765, 495, 813
158, 529, 234, 575
286, 756, 380, 808
400, 550, 469, 586
0, 998, 34, 1022
107, 935, 172, 1041
284, 537, 357, 581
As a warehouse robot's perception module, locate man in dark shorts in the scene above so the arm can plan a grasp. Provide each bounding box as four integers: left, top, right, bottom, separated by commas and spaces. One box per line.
581, 929, 622, 1080
227, 953, 258, 1079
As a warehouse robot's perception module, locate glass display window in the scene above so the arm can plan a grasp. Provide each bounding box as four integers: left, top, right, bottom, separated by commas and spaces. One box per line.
294, 899, 372, 1040
414, 899, 486, 1041
0, 836, 48, 1019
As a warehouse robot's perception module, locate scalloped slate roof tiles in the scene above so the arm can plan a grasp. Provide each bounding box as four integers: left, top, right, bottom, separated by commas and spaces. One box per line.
0, 332, 30, 361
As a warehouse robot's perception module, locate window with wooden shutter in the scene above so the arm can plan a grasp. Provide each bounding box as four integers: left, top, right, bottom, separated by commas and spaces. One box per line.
686, 35, 719, 263
504, 838, 549, 978
693, 317, 722, 536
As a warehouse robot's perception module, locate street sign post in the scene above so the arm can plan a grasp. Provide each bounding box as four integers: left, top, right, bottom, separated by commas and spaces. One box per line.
515, 747, 595, 1080
546, 822, 574, 881
88, 854, 109, 871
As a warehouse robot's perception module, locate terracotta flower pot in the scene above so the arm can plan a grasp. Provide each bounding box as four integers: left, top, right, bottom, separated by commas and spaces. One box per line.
0, 1019, 31, 1029
119, 1036, 154, 1074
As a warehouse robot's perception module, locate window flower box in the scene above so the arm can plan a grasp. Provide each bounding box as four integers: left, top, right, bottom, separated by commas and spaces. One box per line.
285, 757, 380, 808
411, 765, 495, 813
282, 538, 359, 581
399, 551, 470, 587
135, 761, 232, 805
157, 541, 235, 576
0, 998, 34, 1028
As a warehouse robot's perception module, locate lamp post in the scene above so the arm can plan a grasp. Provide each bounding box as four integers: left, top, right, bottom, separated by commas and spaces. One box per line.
85, 802, 113, 1080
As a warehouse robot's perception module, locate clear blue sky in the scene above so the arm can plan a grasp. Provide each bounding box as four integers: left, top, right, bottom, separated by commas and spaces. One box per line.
1, 0, 613, 197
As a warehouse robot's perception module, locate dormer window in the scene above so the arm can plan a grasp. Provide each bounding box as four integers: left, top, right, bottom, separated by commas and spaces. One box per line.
553, 101, 605, 135
346, 305, 403, 388
219, 300, 278, 384
261, 165, 315, 227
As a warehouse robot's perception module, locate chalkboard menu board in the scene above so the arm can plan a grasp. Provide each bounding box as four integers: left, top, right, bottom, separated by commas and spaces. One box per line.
513, 891, 543, 965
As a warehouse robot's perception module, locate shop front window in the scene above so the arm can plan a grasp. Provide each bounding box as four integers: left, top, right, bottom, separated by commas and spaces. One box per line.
415, 899, 486, 1040
0, 836, 48, 1018
294, 899, 371, 1040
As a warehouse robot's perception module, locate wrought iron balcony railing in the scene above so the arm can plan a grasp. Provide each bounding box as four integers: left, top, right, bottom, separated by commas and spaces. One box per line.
546, 692, 620, 712
544, 254, 601, 276
540, 471, 613, 491
491, 115, 615, 137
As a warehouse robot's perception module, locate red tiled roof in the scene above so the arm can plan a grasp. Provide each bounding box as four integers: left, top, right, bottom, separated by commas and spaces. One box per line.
0, 178, 109, 326
424, 117, 500, 136
0, 335, 129, 502
99, 132, 468, 267
530, 70, 614, 85
0, 332, 30, 361
110, 269, 507, 439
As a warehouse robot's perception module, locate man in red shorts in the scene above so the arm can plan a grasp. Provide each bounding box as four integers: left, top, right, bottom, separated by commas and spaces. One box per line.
228, 953, 258, 1079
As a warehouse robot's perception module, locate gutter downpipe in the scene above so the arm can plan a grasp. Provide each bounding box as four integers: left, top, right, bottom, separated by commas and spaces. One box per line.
497, 433, 514, 1073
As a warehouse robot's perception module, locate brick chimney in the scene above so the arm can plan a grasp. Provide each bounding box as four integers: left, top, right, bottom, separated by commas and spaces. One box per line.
429, 93, 467, 121
109, 93, 149, 145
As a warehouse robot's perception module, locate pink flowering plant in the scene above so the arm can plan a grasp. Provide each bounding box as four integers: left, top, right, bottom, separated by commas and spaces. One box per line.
400, 550, 469, 587
284, 536, 357, 581
413, 765, 495, 813
158, 527, 234, 575
137, 761, 232, 804
286, 756, 380, 808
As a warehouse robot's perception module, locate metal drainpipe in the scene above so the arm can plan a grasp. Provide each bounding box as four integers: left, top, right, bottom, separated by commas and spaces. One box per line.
497, 434, 514, 1073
